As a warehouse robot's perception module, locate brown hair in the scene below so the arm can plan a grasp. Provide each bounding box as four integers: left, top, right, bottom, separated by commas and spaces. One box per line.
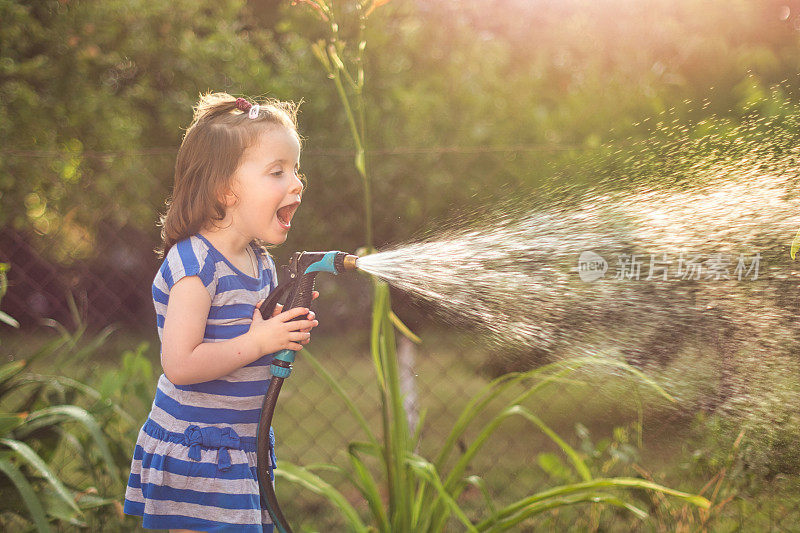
157, 92, 303, 257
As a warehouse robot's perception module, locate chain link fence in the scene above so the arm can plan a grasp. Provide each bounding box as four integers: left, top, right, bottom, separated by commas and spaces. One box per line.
2, 147, 800, 531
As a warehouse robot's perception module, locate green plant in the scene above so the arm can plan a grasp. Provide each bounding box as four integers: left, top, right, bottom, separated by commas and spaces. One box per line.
95, 342, 156, 425
286, 341, 710, 531
0, 267, 131, 531
272, 1, 712, 530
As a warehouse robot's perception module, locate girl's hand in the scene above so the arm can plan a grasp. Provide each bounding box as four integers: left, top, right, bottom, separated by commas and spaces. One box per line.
271, 291, 319, 318
252, 291, 320, 352
270, 291, 319, 344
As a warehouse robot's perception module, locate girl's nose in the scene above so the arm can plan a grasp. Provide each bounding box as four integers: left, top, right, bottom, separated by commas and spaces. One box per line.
290, 173, 304, 195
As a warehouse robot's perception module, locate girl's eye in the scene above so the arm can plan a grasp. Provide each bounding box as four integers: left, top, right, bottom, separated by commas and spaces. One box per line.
270, 170, 283, 177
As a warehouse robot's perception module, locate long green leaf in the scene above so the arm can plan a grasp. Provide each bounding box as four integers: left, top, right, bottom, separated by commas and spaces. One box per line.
377, 283, 407, 530
40, 485, 87, 527
303, 459, 386, 527
0, 360, 26, 387
17, 373, 136, 426
462, 353, 676, 509
65, 292, 83, 333
431, 356, 674, 531
436, 360, 586, 470
411, 480, 426, 530
0, 452, 52, 532
406, 454, 477, 533
482, 492, 648, 532
431, 395, 594, 532
478, 477, 710, 529
382, 284, 414, 531
428, 365, 579, 531
439, 402, 657, 527
0, 262, 8, 297
792, 226, 800, 259
275, 462, 368, 532
436, 360, 587, 477
26, 335, 71, 368
16, 405, 120, 482
303, 463, 348, 475
0, 438, 80, 513
55, 427, 86, 464
432, 406, 518, 525
371, 282, 395, 531
465, 475, 497, 516
348, 443, 389, 531
348, 440, 382, 458
0, 413, 27, 436
585, 357, 675, 403
53, 325, 115, 375
433, 373, 517, 469
389, 311, 421, 344
410, 409, 429, 522
73, 492, 126, 510
512, 406, 591, 482
370, 280, 386, 391
41, 317, 84, 352
0, 310, 19, 328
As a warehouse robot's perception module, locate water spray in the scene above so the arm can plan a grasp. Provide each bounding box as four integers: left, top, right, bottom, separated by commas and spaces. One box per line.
256, 250, 358, 533
254, 156, 800, 531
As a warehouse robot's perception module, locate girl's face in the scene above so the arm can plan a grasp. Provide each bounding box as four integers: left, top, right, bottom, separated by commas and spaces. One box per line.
224, 126, 303, 245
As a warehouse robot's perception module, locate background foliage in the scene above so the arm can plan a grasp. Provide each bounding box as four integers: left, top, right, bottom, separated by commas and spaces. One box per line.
4, 0, 800, 259
4, 0, 800, 328
3, 0, 800, 530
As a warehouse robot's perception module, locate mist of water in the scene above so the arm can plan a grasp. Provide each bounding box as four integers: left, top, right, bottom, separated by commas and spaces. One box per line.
355, 112, 800, 413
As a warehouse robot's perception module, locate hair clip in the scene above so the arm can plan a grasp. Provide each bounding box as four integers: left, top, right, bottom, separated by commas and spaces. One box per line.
248, 104, 260, 119
235, 98, 252, 112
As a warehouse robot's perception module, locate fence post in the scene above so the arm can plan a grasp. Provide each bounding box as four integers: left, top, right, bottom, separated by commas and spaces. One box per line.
397, 334, 419, 451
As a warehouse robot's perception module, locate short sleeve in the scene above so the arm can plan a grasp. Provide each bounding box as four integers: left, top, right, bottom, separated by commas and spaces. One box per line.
160, 237, 218, 299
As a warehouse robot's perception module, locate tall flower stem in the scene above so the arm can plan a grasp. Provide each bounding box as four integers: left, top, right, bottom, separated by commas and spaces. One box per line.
329, 59, 373, 249
308, 2, 374, 250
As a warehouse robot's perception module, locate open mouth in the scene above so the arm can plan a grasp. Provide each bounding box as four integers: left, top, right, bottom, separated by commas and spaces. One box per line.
276, 201, 300, 228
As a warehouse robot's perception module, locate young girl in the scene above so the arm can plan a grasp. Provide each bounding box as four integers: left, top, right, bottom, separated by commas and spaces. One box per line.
123, 92, 319, 532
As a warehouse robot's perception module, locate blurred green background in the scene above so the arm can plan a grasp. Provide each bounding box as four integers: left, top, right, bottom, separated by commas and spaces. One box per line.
4, 0, 800, 330
2, 0, 800, 530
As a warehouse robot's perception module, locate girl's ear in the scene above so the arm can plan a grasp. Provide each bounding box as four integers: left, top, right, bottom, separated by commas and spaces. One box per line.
219, 183, 239, 207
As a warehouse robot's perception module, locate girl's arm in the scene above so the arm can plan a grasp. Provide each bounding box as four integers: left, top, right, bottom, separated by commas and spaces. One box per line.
160, 275, 316, 386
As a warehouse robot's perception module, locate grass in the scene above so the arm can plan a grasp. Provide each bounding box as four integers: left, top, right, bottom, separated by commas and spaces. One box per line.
2, 324, 797, 531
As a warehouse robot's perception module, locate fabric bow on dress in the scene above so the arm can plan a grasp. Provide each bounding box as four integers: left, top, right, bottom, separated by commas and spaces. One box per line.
183, 425, 241, 471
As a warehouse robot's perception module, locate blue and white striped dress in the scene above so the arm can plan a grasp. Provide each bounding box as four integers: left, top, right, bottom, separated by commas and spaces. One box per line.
124, 233, 279, 532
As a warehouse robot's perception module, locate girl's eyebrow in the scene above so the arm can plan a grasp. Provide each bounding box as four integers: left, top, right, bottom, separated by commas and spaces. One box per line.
265, 158, 300, 167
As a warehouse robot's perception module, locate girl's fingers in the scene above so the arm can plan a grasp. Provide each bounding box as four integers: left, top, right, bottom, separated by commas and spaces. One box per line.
289, 331, 311, 341
300, 317, 319, 332
272, 303, 283, 317
278, 307, 311, 321
287, 319, 318, 331
311, 291, 319, 300
287, 342, 304, 351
